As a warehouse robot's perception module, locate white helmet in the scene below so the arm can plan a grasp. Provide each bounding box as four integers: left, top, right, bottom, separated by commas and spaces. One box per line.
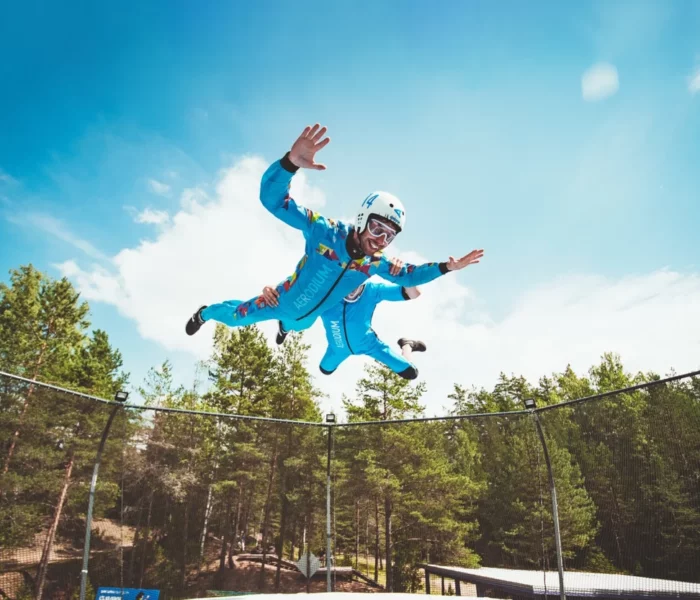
356, 191, 406, 233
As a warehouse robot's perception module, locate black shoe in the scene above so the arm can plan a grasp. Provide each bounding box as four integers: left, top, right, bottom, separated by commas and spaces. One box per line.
397, 338, 426, 352
186, 306, 207, 336
276, 321, 289, 345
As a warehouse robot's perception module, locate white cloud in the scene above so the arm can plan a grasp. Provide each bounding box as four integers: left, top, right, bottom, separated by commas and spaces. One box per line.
688, 66, 700, 95
57, 157, 700, 417
0, 169, 18, 185
135, 208, 170, 225
382, 267, 700, 413
56, 155, 327, 362
179, 187, 208, 211
147, 178, 171, 196
581, 63, 619, 101
8, 212, 107, 261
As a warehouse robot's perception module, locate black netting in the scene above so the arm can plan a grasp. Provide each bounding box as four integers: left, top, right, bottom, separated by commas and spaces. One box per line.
117, 411, 327, 598
539, 377, 700, 596
333, 414, 551, 595
1, 374, 331, 599
3, 370, 700, 599
0, 376, 125, 600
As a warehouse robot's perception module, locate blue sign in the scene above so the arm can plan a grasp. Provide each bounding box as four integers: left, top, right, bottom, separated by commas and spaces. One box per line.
96, 587, 160, 600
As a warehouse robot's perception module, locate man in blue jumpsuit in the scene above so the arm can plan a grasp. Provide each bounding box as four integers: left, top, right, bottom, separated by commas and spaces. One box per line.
262, 280, 435, 380
185, 124, 484, 338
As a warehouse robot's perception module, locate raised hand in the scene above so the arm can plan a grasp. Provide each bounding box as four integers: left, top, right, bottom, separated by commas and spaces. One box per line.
288, 124, 331, 170
446, 249, 484, 272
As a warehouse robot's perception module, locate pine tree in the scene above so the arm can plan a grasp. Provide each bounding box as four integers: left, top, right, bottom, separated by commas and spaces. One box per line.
34, 328, 128, 599
204, 325, 274, 584
0, 265, 89, 480
0, 265, 130, 599
339, 364, 479, 592
447, 375, 598, 572
268, 332, 323, 590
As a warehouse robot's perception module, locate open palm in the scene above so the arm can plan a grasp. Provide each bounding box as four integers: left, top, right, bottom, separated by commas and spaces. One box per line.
289, 124, 331, 170
446, 249, 484, 271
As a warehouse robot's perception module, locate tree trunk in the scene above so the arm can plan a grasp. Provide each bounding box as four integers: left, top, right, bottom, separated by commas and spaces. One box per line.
241, 484, 255, 554
355, 499, 360, 569
275, 426, 295, 590
199, 484, 214, 568
227, 483, 244, 569
139, 491, 154, 588
299, 507, 314, 594
259, 437, 279, 588
611, 489, 627, 570
374, 498, 380, 582
385, 496, 393, 592
230, 484, 247, 569
274, 495, 288, 591
306, 510, 314, 594
218, 497, 232, 574
257, 505, 265, 545
301, 514, 307, 561
365, 502, 370, 577
181, 500, 190, 592
164, 495, 170, 528
214, 498, 232, 589
128, 500, 144, 586
34, 450, 73, 600
290, 512, 298, 561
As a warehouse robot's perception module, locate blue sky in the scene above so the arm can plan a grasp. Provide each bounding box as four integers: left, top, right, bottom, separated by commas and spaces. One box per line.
1, 0, 699, 412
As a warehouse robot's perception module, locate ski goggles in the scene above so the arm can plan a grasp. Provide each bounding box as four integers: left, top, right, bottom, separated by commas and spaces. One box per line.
366, 218, 399, 243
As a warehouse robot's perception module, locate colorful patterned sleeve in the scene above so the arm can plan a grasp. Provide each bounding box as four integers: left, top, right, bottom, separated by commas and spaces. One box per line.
259, 159, 329, 236
374, 255, 449, 286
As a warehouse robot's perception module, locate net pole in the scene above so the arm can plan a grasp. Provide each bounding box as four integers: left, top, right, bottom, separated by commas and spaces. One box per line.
80, 403, 122, 600
326, 425, 333, 592
531, 411, 566, 600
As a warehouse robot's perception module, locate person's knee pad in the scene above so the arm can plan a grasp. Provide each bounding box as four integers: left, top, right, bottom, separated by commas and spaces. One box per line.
319, 365, 336, 376
398, 365, 418, 380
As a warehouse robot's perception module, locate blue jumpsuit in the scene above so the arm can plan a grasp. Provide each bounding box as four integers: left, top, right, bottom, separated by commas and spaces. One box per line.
201, 155, 450, 332
319, 282, 416, 376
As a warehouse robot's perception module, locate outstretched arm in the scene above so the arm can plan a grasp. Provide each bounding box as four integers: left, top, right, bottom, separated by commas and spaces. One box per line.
374, 256, 445, 286
375, 249, 484, 286
259, 124, 331, 234
372, 282, 421, 302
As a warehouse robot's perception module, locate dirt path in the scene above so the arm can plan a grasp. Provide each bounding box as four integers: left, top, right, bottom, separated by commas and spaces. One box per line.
187, 554, 381, 596
0, 519, 135, 569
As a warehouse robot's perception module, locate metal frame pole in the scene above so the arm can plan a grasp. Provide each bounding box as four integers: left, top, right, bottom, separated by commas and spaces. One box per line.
531, 411, 566, 600
326, 424, 333, 592
80, 404, 122, 600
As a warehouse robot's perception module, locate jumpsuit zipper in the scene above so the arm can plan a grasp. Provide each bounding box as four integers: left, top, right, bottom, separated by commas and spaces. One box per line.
296, 261, 352, 321
342, 302, 354, 354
